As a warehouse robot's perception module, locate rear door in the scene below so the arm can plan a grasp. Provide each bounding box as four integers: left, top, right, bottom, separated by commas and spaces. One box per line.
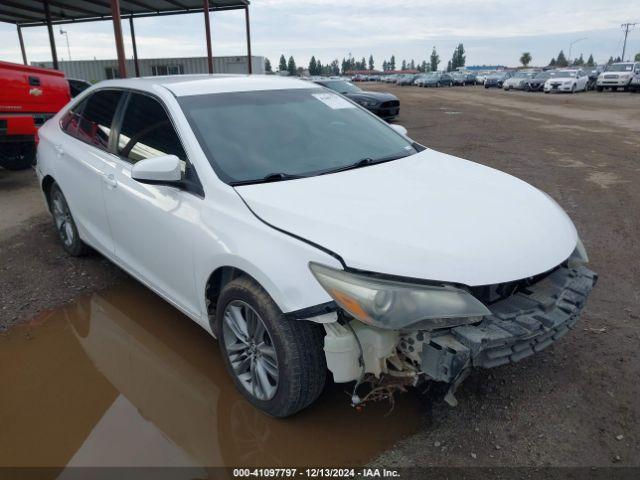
55, 89, 124, 254
101, 91, 202, 316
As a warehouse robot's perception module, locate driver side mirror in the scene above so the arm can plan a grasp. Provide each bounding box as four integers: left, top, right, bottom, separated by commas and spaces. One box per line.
131, 155, 182, 185
390, 124, 408, 136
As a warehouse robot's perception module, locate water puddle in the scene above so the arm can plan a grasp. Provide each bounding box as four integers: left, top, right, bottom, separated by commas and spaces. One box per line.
0, 282, 423, 467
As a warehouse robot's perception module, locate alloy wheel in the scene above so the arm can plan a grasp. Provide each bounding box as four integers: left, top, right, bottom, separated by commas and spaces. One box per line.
223, 300, 279, 401
51, 190, 75, 247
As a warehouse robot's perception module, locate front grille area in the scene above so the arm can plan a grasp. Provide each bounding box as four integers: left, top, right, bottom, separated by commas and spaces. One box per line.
381, 100, 399, 108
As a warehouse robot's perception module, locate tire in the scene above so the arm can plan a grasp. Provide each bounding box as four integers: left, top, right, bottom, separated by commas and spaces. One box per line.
571, 84, 576, 94
596, 86, 603, 92
524, 84, 531, 92
0, 142, 36, 171
217, 276, 327, 418
49, 183, 89, 256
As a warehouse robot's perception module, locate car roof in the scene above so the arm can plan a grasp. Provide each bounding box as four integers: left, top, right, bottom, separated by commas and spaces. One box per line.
94, 74, 321, 97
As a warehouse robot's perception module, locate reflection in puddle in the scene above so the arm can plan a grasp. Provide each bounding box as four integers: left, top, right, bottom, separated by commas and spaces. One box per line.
0, 282, 423, 467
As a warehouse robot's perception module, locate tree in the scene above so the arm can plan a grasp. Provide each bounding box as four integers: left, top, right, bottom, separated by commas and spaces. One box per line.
572, 53, 584, 66
549, 57, 556, 66
450, 43, 466, 71
278, 55, 287, 72
401, 59, 407, 70
430, 47, 440, 72
420, 60, 428, 72
264, 58, 272, 73
360, 57, 366, 70
389, 55, 396, 71
368, 55, 375, 70
287, 56, 297, 76
556, 50, 568, 67
309, 56, 317, 75
409, 59, 415, 70
446, 60, 452, 72
330, 59, 340, 75
520, 52, 532, 67
635, 52, 640, 62
586, 54, 595, 67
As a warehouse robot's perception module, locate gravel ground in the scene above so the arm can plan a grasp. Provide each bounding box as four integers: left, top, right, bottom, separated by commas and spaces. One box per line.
1, 85, 639, 468
365, 84, 640, 468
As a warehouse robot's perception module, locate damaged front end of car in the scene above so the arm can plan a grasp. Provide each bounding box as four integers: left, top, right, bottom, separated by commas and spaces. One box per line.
310, 243, 597, 409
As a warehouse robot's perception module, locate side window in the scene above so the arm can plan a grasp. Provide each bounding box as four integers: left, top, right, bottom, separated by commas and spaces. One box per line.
75, 90, 123, 151
117, 93, 186, 164
60, 102, 84, 137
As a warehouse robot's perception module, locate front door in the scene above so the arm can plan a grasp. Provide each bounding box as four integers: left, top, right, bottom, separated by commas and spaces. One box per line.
101, 92, 201, 318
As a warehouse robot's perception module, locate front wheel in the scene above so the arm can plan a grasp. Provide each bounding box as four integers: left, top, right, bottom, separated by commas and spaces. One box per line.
217, 276, 327, 418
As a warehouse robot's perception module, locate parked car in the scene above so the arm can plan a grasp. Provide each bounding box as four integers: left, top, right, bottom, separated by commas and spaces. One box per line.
36, 75, 596, 417
584, 66, 604, 91
630, 74, 640, 93
418, 72, 453, 87
313, 78, 399, 120
503, 71, 535, 91
0, 61, 71, 170
526, 71, 555, 92
544, 69, 589, 93
484, 72, 512, 88
396, 74, 420, 86
451, 72, 469, 86
596, 62, 640, 91
465, 72, 478, 85
68, 78, 92, 98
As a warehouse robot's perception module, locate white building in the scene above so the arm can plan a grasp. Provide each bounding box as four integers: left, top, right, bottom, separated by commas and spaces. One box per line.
32, 55, 265, 82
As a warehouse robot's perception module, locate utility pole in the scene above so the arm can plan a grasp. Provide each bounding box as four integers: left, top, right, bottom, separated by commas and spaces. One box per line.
621, 22, 638, 61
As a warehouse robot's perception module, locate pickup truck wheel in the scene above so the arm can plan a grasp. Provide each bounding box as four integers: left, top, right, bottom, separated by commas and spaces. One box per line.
0, 142, 35, 171
217, 276, 326, 417
50, 183, 89, 256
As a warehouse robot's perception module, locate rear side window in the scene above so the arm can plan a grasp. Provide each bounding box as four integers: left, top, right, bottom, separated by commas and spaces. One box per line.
117, 93, 186, 163
60, 104, 83, 137
75, 90, 123, 151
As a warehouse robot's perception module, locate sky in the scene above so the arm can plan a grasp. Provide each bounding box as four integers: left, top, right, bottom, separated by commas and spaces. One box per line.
0, 0, 639, 69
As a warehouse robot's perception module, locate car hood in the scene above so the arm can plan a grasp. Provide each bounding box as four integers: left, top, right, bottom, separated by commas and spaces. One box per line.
346, 91, 397, 103
235, 150, 577, 286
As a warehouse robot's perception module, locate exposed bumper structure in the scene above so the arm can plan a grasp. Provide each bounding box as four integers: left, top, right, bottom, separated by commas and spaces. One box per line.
413, 265, 597, 384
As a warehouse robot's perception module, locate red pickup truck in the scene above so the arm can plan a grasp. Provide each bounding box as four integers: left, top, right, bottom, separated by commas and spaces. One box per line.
0, 61, 71, 170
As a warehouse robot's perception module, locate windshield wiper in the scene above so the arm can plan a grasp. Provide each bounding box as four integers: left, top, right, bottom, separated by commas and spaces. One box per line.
230, 172, 305, 186
318, 151, 412, 176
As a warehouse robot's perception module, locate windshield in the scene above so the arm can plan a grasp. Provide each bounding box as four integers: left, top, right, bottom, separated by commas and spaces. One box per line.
179, 89, 416, 185
318, 80, 362, 94
552, 70, 577, 78
607, 63, 633, 72
533, 72, 552, 79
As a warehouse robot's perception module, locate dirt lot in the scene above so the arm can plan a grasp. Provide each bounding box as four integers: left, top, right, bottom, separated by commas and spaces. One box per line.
1, 85, 639, 469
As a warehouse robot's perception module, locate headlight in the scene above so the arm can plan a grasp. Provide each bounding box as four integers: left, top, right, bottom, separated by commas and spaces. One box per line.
359, 100, 377, 107
309, 263, 490, 330
568, 237, 589, 267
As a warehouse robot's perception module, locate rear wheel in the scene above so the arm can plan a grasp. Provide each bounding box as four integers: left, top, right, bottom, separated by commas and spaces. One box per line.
49, 183, 89, 256
0, 142, 35, 171
217, 276, 327, 417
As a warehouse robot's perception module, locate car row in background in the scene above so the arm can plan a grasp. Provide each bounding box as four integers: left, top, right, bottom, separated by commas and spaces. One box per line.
355, 61, 639, 94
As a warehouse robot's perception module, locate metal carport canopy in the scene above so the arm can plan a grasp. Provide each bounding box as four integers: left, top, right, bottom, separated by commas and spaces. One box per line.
0, 0, 252, 77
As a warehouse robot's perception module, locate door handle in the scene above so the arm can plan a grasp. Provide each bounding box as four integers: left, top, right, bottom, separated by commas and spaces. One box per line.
54, 144, 64, 156
102, 173, 117, 188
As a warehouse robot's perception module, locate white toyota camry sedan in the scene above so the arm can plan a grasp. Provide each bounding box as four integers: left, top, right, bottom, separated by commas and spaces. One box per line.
36, 75, 596, 417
